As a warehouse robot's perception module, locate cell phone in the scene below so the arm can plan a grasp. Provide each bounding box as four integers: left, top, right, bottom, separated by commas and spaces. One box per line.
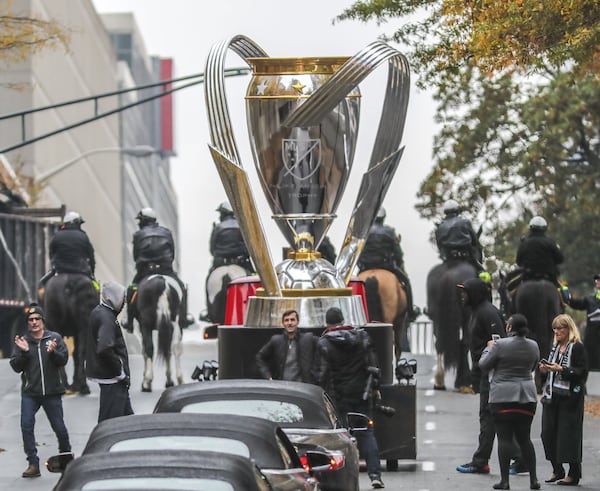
491, 334, 501, 342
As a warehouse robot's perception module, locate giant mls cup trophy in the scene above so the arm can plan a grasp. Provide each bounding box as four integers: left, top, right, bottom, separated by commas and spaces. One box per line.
205, 35, 410, 379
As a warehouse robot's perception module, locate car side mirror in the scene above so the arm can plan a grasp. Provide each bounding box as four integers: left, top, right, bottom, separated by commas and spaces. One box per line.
346, 412, 372, 432
45, 452, 75, 473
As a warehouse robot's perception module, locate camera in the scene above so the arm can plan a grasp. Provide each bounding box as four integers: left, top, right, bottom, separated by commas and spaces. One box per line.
374, 403, 396, 417
191, 360, 219, 381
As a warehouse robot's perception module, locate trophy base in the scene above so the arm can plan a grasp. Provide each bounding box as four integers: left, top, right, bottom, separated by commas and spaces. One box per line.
244, 293, 367, 328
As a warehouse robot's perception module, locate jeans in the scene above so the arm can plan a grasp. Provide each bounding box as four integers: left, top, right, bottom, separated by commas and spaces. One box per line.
337, 399, 381, 479
21, 394, 71, 465
98, 381, 134, 422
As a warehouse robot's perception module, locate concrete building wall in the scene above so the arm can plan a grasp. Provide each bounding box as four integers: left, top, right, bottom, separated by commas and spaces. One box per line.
0, 1, 179, 285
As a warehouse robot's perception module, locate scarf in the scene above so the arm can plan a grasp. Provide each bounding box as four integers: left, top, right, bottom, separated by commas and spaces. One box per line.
541, 342, 573, 401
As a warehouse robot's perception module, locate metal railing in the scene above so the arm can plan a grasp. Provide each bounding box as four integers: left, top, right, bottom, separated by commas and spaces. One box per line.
406, 319, 435, 355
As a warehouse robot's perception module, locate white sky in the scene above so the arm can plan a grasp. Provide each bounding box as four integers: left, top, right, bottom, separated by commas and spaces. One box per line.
92, 0, 440, 316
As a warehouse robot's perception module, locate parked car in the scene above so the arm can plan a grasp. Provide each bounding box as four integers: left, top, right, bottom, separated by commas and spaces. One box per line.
47, 449, 273, 490
48, 413, 328, 490
154, 379, 364, 491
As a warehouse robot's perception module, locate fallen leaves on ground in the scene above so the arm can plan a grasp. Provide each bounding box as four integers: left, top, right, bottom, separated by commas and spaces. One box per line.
584, 397, 600, 417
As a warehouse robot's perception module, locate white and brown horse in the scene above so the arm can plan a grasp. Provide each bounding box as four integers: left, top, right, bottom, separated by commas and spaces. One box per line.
135, 274, 184, 392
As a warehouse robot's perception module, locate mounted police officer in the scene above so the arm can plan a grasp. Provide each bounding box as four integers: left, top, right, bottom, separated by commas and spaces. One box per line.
357, 207, 416, 321
566, 274, 600, 370
209, 201, 252, 273
435, 199, 482, 271
516, 216, 563, 285
39, 211, 96, 290
125, 208, 186, 331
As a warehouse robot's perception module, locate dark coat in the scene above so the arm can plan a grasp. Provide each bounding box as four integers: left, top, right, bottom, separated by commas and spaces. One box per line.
359, 221, 404, 269
50, 225, 95, 276
210, 216, 248, 259
516, 230, 563, 279
541, 341, 587, 464
461, 278, 505, 389
436, 214, 479, 251
569, 292, 600, 369
133, 223, 175, 269
255, 331, 319, 384
317, 326, 379, 410
86, 304, 130, 381
10, 329, 69, 396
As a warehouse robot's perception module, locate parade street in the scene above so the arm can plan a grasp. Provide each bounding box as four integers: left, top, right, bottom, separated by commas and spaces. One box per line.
1, 326, 599, 491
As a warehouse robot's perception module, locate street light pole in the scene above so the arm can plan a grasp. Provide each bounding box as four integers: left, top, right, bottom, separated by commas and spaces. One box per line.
34, 145, 158, 184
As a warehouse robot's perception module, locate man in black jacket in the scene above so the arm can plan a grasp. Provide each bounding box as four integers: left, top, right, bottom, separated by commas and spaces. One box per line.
39, 211, 96, 290
516, 216, 563, 284
87, 281, 133, 422
126, 208, 186, 331
10, 303, 71, 478
568, 274, 600, 369
435, 199, 482, 270
255, 309, 319, 383
318, 307, 385, 489
209, 201, 252, 272
456, 278, 505, 475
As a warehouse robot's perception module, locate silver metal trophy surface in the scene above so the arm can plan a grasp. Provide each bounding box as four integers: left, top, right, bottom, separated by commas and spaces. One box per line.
204, 35, 410, 329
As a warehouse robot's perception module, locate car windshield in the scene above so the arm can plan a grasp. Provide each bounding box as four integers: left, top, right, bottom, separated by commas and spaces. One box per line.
109, 436, 250, 457
81, 477, 234, 490
182, 400, 304, 423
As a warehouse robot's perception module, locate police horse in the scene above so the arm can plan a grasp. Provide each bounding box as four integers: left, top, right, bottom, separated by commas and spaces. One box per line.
205, 263, 253, 324
426, 259, 477, 391
135, 274, 184, 392
358, 269, 409, 363
41, 273, 99, 395
500, 275, 563, 391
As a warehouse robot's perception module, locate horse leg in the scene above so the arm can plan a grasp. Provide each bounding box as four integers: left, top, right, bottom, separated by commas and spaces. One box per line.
434, 352, 446, 390
164, 322, 174, 388
454, 340, 474, 393
141, 330, 154, 392
174, 325, 184, 385
72, 334, 90, 395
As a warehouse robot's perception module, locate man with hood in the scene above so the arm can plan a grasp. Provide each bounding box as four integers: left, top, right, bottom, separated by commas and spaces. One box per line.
10, 303, 72, 478
317, 307, 385, 489
456, 277, 505, 475
86, 281, 133, 422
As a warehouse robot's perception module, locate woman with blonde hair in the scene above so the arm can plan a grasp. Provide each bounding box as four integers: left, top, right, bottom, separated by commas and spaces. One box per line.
539, 314, 588, 486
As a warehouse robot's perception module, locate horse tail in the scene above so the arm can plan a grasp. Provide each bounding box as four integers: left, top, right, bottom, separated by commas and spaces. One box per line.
156, 285, 173, 362
364, 277, 383, 322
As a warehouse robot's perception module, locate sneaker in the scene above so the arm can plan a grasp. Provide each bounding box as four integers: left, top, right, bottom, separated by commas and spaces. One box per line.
509, 461, 529, 475
22, 464, 41, 478
456, 462, 490, 474
371, 477, 385, 489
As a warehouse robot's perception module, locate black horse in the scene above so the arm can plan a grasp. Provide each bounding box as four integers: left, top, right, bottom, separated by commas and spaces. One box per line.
135, 274, 184, 392
426, 259, 477, 391
501, 276, 562, 391
40, 273, 99, 395
205, 264, 252, 324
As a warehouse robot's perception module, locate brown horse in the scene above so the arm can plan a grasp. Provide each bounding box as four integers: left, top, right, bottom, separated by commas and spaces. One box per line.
358, 269, 409, 362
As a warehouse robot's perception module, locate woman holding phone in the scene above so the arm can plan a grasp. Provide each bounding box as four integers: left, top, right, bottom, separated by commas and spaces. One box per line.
539, 314, 588, 486
479, 313, 540, 490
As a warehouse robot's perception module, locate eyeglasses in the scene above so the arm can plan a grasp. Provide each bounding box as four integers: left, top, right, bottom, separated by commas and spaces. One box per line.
552, 326, 567, 331
28, 317, 42, 322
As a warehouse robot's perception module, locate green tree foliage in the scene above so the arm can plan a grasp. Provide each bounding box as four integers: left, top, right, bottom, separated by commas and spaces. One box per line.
337, 1, 600, 293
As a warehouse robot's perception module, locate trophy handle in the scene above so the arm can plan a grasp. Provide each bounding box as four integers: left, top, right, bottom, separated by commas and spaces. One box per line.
335, 148, 405, 284
205, 36, 283, 297
284, 42, 411, 284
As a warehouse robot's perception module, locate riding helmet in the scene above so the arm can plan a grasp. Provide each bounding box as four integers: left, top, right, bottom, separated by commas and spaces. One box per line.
443, 199, 460, 215
528, 215, 547, 231
137, 207, 157, 222
63, 211, 84, 225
